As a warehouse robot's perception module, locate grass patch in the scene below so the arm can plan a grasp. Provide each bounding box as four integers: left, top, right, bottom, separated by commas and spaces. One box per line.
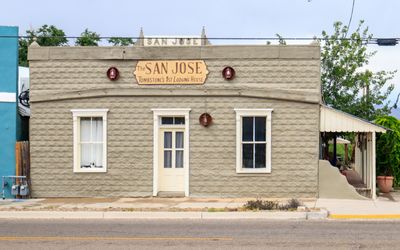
207, 208, 226, 212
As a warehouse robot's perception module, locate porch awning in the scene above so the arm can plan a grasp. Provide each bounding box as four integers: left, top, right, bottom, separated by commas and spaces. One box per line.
320, 105, 386, 133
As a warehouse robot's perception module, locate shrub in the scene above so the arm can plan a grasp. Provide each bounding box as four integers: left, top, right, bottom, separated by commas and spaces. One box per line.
244, 199, 278, 210
244, 199, 302, 211
375, 116, 400, 186
278, 199, 302, 211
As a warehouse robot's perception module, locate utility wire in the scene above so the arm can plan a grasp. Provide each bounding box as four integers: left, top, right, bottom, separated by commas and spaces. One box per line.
345, 0, 356, 37
0, 35, 398, 41
0, 35, 397, 45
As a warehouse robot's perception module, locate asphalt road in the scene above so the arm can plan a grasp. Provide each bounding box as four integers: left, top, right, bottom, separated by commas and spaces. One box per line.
0, 219, 400, 249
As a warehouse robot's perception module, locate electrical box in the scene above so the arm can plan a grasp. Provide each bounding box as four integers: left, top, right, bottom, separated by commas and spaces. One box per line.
19, 185, 29, 196
11, 185, 19, 196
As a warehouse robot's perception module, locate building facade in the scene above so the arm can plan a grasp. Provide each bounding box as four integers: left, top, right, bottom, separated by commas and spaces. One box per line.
0, 26, 27, 198
29, 43, 321, 198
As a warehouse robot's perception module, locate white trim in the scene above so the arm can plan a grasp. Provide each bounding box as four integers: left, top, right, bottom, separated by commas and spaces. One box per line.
234, 109, 273, 174
372, 132, 377, 200
151, 108, 191, 113
0, 92, 16, 103
152, 108, 191, 196
71, 109, 110, 114
71, 109, 109, 173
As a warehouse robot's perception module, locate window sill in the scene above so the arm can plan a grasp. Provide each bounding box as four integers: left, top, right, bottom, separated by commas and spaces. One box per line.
236, 168, 271, 174
73, 168, 107, 173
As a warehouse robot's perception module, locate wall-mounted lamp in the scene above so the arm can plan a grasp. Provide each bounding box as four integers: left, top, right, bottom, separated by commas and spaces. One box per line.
199, 113, 212, 127
222, 66, 235, 80
107, 67, 120, 81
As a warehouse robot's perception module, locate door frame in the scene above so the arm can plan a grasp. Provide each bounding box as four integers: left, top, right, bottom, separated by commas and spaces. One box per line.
152, 108, 191, 196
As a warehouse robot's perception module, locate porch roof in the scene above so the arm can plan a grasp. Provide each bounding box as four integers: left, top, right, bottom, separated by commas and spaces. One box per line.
320, 105, 386, 133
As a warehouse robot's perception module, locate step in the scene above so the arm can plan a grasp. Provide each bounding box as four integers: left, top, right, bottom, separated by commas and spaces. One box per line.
157, 191, 185, 198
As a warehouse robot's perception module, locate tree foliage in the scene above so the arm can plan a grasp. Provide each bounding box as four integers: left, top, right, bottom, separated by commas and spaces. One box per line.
28, 25, 68, 46
18, 25, 68, 66
375, 116, 400, 185
75, 28, 101, 46
18, 39, 29, 67
321, 21, 397, 121
108, 37, 134, 46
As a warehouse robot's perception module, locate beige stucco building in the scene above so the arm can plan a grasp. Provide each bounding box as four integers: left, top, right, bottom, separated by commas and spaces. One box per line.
29, 37, 383, 199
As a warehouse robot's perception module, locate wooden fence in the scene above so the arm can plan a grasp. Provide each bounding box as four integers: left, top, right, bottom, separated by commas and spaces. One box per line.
15, 141, 30, 198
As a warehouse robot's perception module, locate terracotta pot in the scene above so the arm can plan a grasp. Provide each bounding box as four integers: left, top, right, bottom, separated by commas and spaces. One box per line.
377, 176, 394, 193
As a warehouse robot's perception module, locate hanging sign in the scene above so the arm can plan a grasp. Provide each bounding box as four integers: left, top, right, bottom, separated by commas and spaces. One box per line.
134, 60, 208, 85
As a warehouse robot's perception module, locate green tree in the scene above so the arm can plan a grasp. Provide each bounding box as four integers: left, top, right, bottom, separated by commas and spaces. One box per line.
19, 39, 29, 67
108, 37, 134, 46
375, 116, 400, 186
321, 21, 397, 121
75, 29, 101, 46
18, 25, 68, 66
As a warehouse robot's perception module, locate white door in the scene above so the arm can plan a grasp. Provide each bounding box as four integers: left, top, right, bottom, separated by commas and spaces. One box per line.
158, 128, 185, 192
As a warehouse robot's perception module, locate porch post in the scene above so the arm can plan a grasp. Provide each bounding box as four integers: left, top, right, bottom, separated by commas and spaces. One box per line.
372, 131, 376, 199
333, 133, 337, 166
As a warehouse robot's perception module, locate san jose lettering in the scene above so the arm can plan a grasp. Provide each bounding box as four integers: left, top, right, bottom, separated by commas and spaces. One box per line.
144, 61, 202, 75
134, 60, 208, 85
145, 37, 200, 46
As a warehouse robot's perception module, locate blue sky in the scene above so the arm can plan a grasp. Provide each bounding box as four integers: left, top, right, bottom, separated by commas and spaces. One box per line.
3, 0, 398, 38
2, 0, 400, 113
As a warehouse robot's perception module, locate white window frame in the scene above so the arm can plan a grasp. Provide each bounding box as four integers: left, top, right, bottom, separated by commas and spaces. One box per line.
71, 109, 109, 173
235, 109, 273, 174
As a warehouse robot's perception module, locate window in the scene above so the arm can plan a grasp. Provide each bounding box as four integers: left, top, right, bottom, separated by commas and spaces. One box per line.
71, 109, 108, 173
163, 131, 184, 168
161, 116, 185, 125
235, 109, 273, 173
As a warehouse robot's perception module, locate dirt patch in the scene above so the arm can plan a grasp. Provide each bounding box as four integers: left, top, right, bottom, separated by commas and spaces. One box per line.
41, 198, 119, 204
120, 198, 179, 203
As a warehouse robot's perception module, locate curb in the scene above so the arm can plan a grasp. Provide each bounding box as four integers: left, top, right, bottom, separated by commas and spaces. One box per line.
202, 211, 307, 219
307, 209, 328, 220
0, 211, 105, 219
0, 210, 328, 220
329, 214, 400, 220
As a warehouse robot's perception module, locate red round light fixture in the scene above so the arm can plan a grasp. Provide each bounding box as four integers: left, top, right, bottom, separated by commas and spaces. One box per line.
199, 113, 212, 127
107, 67, 119, 81
222, 66, 235, 80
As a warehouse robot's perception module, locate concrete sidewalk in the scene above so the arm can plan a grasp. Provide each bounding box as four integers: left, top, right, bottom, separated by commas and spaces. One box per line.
1, 192, 400, 220
0, 197, 252, 211
0, 197, 317, 212
0, 197, 326, 220
0, 210, 327, 220
316, 190, 400, 219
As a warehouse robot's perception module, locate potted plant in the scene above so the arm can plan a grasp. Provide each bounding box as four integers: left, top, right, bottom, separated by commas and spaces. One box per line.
375, 116, 400, 193
376, 176, 394, 193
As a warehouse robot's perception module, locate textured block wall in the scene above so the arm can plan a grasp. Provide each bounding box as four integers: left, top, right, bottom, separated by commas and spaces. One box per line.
29, 59, 319, 94
30, 97, 319, 198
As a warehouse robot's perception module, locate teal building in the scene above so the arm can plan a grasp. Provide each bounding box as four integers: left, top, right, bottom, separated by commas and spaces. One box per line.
0, 26, 20, 198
